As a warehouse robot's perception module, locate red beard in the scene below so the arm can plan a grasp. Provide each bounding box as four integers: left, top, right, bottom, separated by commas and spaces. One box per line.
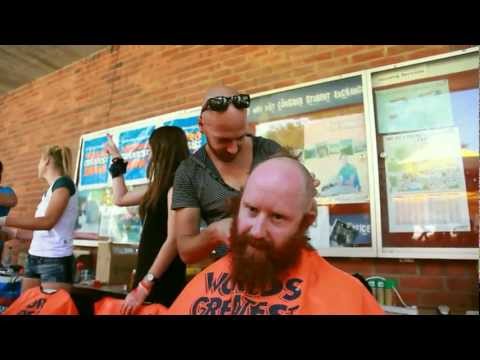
229, 202, 311, 295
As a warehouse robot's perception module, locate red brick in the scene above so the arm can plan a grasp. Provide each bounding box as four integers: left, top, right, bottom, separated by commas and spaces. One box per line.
302, 51, 333, 64
446, 278, 477, 291
268, 80, 297, 90
418, 292, 477, 309
398, 276, 445, 291
328, 259, 374, 277
243, 68, 273, 79
160, 46, 180, 58
445, 262, 474, 276
336, 63, 367, 74
394, 290, 418, 307
368, 56, 405, 68
448, 45, 474, 51
420, 262, 447, 276
222, 74, 242, 85
333, 46, 368, 57
223, 57, 246, 67
405, 47, 450, 60
386, 45, 425, 56
288, 46, 330, 59
352, 49, 385, 63
291, 65, 317, 77
375, 260, 418, 275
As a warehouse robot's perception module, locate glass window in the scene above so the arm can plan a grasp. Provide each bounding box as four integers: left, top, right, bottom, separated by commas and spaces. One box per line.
250, 75, 374, 251
371, 52, 479, 249
74, 185, 143, 244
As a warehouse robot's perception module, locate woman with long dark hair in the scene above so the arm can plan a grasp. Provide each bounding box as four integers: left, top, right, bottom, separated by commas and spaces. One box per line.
104, 126, 189, 313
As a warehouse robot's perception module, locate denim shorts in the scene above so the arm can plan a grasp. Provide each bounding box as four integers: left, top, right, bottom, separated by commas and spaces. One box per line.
24, 254, 75, 284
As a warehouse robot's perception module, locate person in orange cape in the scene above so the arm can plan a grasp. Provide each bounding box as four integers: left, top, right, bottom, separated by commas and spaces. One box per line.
2, 286, 78, 315
168, 152, 384, 315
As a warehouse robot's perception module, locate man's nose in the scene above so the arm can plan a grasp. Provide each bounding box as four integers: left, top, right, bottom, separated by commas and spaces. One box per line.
249, 214, 267, 239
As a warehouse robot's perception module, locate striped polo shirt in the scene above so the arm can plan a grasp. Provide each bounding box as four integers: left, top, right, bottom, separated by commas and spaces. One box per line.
172, 135, 282, 225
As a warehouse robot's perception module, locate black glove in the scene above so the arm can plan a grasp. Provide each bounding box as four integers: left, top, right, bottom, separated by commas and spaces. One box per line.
109, 157, 128, 178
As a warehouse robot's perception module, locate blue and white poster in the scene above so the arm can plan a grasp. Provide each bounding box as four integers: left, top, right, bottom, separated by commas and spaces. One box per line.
79, 136, 110, 188
329, 213, 371, 247
164, 116, 206, 153
119, 126, 155, 182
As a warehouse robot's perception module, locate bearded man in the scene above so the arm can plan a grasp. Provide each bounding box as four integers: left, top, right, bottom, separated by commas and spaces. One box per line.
168, 153, 383, 315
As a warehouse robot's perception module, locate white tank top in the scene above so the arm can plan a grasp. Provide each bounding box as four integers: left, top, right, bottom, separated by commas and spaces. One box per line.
29, 177, 78, 258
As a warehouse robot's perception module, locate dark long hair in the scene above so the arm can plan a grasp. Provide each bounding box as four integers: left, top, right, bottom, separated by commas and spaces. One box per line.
139, 126, 190, 220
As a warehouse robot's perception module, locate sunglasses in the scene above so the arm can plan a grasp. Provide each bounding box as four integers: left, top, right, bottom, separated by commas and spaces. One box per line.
201, 94, 251, 113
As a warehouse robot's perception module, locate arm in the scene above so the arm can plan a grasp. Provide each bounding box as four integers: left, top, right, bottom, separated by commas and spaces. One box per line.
171, 162, 228, 264
176, 208, 232, 265
111, 178, 147, 207
5, 187, 70, 231
104, 133, 147, 207
0, 189, 17, 208
175, 207, 211, 264
0, 227, 33, 241
121, 188, 179, 314
144, 188, 179, 280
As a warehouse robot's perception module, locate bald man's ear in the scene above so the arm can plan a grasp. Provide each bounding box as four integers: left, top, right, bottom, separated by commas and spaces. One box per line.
304, 199, 317, 229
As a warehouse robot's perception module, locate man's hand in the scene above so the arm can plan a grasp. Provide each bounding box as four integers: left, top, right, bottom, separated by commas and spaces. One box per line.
120, 283, 150, 315
104, 133, 122, 158
207, 218, 233, 248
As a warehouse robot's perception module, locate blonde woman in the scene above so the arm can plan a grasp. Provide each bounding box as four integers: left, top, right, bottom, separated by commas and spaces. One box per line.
0, 146, 78, 293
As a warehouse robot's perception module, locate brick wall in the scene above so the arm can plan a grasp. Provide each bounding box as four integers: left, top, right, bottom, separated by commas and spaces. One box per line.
329, 258, 478, 312
0, 45, 477, 311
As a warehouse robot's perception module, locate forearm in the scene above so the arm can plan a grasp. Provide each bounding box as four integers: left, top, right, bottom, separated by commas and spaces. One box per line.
147, 238, 179, 279
111, 176, 129, 206
177, 228, 217, 264
0, 227, 33, 241
5, 215, 56, 231
16, 228, 34, 241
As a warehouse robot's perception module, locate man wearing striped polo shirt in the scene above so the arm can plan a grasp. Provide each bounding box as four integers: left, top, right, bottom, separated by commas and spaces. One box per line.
172, 85, 281, 265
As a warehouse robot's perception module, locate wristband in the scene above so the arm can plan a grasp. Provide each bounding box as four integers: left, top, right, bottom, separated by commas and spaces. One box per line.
109, 157, 128, 178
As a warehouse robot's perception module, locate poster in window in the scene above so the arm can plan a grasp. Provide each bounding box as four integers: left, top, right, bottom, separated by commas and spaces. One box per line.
303, 113, 369, 205
163, 116, 206, 153
255, 118, 308, 154
375, 79, 454, 134
79, 136, 110, 188
329, 213, 371, 247
119, 126, 155, 182
383, 127, 470, 233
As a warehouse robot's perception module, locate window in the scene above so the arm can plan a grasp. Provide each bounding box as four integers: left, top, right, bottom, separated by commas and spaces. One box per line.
249, 75, 376, 257
370, 50, 479, 257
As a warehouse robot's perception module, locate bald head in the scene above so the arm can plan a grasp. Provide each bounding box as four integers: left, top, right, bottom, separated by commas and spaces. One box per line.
245, 157, 316, 212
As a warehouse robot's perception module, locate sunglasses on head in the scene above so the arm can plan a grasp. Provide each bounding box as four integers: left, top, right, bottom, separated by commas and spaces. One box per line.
201, 94, 251, 113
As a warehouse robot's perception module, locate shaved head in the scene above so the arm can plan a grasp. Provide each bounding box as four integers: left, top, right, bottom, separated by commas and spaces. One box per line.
202, 85, 239, 107
199, 85, 248, 163
246, 156, 316, 212
230, 154, 317, 294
